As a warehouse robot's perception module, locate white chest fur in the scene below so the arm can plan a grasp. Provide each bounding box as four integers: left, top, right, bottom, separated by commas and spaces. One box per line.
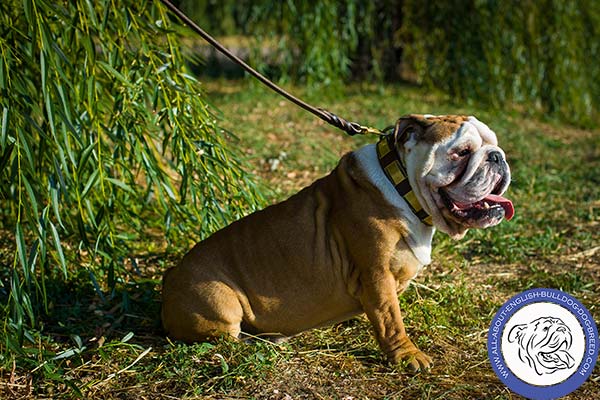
354, 144, 434, 266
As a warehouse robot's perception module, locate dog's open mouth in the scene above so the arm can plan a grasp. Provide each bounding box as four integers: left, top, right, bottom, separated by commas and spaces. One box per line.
538, 347, 575, 370
440, 190, 514, 222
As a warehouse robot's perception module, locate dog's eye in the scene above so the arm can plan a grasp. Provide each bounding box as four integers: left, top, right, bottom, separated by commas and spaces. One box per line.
458, 149, 472, 157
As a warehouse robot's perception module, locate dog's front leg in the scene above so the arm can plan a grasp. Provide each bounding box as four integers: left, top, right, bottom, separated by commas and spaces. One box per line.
359, 272, 432, 371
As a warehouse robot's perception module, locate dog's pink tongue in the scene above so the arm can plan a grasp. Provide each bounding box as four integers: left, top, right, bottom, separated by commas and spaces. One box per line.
485, 194, 514, 220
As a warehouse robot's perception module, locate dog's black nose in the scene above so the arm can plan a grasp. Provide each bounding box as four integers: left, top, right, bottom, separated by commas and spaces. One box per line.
487, 151, 503, 164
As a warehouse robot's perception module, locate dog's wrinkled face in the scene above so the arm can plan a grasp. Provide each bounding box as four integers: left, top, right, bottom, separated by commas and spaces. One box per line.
401, 115, 513, 239
508, 317, 575, 375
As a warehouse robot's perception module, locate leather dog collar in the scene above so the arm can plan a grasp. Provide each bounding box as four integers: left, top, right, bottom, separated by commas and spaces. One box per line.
376, 134, 433, 226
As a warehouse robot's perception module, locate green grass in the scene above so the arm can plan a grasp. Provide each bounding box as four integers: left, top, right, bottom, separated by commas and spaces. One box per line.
1, 79, 599, 399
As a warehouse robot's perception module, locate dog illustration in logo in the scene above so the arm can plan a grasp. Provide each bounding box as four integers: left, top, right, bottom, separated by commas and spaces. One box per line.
507, 317, 576, 375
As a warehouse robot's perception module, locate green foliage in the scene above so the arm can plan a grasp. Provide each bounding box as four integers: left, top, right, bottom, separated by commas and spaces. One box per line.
178, 0, 599, 124
246, 1, 365, 88
178, 0, 401, 87
0, 0, 262, 339
401, 0, 600, 126
175, 0, 255, 36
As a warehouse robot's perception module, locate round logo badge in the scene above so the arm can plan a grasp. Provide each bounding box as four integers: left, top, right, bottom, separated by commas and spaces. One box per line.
488, 288, 598, 400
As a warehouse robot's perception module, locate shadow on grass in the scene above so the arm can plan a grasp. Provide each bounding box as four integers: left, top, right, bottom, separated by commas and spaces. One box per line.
41, 277, 163, 345
0, 254, 169, 357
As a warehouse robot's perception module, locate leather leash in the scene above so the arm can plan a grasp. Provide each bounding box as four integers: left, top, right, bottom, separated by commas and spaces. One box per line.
158, 0, 386, 137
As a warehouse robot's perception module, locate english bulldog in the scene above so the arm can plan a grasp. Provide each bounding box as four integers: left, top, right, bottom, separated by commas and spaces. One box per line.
508, 317, 575, 375
161, 114, 514, 371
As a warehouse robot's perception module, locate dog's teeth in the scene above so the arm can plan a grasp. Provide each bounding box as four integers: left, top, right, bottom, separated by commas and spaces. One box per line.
482, 202, 489, 209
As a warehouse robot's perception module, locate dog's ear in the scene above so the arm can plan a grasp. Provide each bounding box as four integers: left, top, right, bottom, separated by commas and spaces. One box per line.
396, 114, 471, 145
393, 115, 429, 146
508, 324, 528, 344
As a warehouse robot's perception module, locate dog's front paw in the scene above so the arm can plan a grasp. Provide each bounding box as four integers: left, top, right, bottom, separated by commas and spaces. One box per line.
399, 349, 433, 372
390, 338, 433, 372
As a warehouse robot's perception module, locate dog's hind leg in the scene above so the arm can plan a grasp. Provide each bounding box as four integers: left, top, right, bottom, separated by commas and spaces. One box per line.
162, 271, 244, 342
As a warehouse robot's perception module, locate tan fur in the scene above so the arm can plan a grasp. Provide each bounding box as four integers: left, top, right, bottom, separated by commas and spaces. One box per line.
399, 114, 469, 143
162, 152, 431, 369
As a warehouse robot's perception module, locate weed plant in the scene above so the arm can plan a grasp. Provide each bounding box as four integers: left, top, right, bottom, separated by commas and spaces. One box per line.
0, 0, 262, 344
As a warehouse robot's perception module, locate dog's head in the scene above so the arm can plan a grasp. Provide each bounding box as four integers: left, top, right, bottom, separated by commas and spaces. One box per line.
508, 317, 575, 375
394, 114, 513, 239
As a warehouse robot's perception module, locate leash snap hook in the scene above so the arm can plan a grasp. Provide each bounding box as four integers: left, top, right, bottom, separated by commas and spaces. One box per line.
348, 122, 364, 136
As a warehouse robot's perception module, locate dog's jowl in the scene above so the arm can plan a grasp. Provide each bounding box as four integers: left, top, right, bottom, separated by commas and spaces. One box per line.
161, 114, 514, 371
